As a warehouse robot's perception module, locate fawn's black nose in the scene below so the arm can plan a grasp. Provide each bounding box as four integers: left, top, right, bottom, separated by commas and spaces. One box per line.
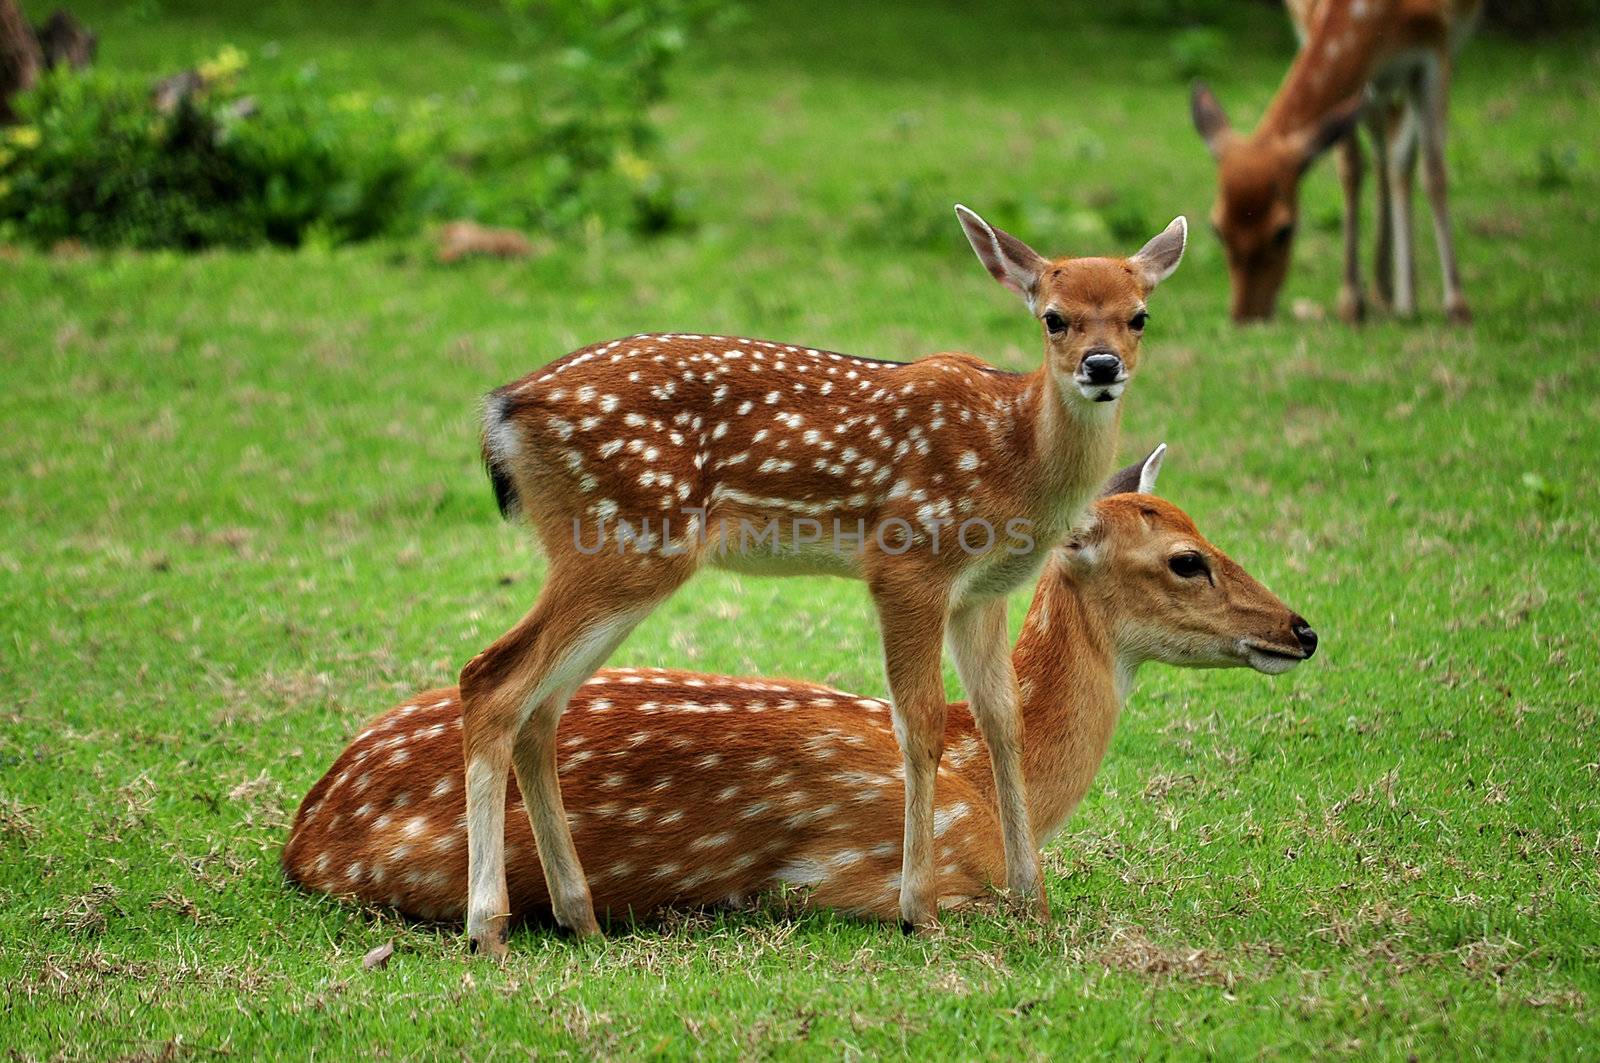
1291, 616, 1318, 657
1080, 352, 1123, 384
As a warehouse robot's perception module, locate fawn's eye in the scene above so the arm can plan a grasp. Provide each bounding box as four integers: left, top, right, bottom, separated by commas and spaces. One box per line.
1168, 552, 1209, 580
1043, 311, 1068, 335
1273, 222, 1296, 248
1129, 311, 1148, 332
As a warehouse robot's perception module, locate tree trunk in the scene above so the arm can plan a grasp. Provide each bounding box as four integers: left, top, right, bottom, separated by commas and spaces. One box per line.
0, 0, 43, 125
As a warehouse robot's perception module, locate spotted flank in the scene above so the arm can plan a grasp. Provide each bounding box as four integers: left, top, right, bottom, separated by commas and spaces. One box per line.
281, 676, 999, 925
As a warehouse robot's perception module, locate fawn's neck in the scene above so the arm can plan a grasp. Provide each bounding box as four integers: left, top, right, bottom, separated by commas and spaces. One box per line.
1260, 1, 1383, 139
1003, 559, 1131, 846
1023, 369, 1123, 531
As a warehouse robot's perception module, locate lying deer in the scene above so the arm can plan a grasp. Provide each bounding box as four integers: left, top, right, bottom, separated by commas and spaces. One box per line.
285, 448, 1317, 928
457, 206, 1187, 950
1191, 0, 1480, 323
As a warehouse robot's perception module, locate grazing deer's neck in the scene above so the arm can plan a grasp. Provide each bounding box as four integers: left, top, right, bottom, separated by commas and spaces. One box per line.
984, 561, 1129, 846
1261, 1, 1384, 137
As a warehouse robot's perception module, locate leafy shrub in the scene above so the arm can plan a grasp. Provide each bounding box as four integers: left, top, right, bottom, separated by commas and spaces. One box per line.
0, 58, 443, 250
477, 0, 737, 235
0, 1, 734, 250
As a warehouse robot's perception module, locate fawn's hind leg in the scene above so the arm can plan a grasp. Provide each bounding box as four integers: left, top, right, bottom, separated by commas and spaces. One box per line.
460, 551, 694, 951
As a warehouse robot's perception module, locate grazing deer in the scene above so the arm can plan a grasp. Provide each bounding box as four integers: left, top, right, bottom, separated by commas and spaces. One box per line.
284, 448, 1318, 927
1191, 0, 1480, 323
458, 206, 1187, 952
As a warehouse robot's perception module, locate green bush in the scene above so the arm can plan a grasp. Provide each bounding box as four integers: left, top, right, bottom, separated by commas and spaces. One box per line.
475, 0, 736, 235
0, 1, 734, 250
0, 58, 443, 250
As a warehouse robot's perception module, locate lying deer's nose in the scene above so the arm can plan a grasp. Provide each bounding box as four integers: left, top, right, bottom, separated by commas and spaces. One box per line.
1080, 352, 1123, 384
1291, 616, 1318, 657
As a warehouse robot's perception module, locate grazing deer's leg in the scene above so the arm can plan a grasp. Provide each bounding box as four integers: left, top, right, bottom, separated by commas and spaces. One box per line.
1336, 130, 1366, 324
461, 554, 688, 949
873, 583, 950, 932
1418, 55, 1471, 325
947, 597, 1044, 917
1386, 98, 1420, 319
1367, 106, 1395, 310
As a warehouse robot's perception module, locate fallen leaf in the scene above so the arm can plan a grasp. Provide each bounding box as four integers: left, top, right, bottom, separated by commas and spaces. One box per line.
363, 942, 394, 971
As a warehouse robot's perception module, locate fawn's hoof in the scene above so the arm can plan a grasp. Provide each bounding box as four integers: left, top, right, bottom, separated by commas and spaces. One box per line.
901, 916, 943, 937
1446, 301, 1473, 326
1337, 290, 1366, 325
899, 897, 939, 935
467, 925, 509, 961
554, 903, 602, 939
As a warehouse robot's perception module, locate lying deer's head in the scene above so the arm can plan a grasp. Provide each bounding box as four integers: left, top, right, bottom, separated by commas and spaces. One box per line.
955, 205, 1187, 405
1065, 445, 1318, 674
1190, 82, 1363, 322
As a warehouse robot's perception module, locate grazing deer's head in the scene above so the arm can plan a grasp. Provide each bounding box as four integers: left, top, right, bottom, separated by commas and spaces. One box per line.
1191, 82, 1364, 322
955, 205, 1186, 404
1064, 445, 1318, 674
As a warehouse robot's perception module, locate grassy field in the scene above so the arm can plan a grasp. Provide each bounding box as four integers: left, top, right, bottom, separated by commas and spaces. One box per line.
3, 0, 1598, 1057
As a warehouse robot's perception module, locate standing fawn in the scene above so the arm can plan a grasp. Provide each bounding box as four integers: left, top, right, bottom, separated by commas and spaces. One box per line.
284, 448, 1319, 925
459, 206, 1187, 951
1191, 0, 1480, 323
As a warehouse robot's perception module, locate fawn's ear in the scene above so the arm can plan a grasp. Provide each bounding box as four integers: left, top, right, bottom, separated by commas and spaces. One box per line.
955, 204, 1047, 307
1130, 219, 1187, 291
1099, 443, 1167, 497
1292, 92, 1365, 173
1191, 81, 1235, 160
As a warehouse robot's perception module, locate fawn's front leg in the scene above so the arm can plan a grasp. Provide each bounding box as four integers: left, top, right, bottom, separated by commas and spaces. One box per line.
873, 584, 951, 932
947, 596, 1046, 918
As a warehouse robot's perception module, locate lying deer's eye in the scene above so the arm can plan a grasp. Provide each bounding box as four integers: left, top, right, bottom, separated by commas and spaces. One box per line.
1273, 223, 1296, 247
1129, 311, 1149, 331
1168, 552, 1209, 579
1043, 311, 1068, 335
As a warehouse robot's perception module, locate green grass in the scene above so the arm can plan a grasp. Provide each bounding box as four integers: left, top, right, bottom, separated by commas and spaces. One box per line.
3, 1, 1598, 1057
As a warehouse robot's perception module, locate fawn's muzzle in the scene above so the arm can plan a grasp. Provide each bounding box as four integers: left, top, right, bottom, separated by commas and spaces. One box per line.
1079, 352, 1123, 384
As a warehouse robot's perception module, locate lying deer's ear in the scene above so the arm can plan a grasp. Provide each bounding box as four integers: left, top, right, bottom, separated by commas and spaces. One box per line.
1059, 519, 1105, 572
1191, 81, 1234, 160
1099, 443, 1166, 497
955, 204, 1047, 307
1137, 442, 1167, 494
1130, 218, 1187, 291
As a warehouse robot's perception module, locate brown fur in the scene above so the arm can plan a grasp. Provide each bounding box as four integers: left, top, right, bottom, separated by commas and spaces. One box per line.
286, 485, 1313, 927
1193, 0, 1480, 322
456, 210, 1186, 949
